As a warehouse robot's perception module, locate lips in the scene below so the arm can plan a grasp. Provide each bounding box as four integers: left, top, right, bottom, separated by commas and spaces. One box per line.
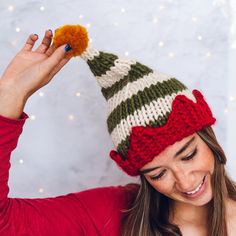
181, 175, 207, 199
184, 176, 206, 195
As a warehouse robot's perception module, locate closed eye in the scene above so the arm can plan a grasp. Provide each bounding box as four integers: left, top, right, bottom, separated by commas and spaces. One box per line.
181, 147, 198, 161
150, 170, 166, 181
150, 148, 198, 181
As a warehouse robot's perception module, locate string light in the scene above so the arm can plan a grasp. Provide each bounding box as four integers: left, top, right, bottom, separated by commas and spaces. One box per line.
89, 38, 93, 43
152, 17, 159, 24
223, 108, 228, 113
197, 35, 203, 41
168, 52, 175, 58
15, 27, 21, 32
229, 96, 235, 101
206, 52, 212, 57
158, 41, 164, 47
121, 8, 126, 13
39, 188, 44, 193
76, 92, 81, 97
40, 6, 45, 11
79, 14, 84, 19
86, 23, 91, 28
68, 115, 75, 120
8, 5, 14, 11
124, 51, 129, 56
39, 92, 44, 97
30, 115, 36, 120
192, 16, 198, 22
19, 159, 24, 164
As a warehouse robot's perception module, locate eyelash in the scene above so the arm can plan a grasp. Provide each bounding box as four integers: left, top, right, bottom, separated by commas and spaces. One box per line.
150, 148, 198, 181
182, 148, 198, 161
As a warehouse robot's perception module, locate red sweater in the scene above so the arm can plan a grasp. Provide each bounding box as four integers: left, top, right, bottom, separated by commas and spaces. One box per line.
0, 112, 139, 236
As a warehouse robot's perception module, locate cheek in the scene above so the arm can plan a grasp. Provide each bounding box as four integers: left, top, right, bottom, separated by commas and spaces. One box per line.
198, 148, 215, 174
148, 178, 174, 195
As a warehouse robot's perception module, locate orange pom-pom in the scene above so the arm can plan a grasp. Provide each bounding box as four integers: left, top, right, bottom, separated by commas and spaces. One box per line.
53, 24, 89, 59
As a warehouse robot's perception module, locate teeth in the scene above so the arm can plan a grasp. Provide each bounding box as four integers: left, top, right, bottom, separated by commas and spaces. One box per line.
185, 178, 204, 195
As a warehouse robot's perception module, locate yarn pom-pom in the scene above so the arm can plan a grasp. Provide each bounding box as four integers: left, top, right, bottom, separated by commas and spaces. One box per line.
53, 24, 89, 59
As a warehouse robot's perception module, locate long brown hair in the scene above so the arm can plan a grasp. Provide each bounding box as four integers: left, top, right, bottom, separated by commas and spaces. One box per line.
122, 126, 236, 236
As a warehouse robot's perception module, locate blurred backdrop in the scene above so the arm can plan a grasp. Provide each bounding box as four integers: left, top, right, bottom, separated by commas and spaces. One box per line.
0, 0, 235, 198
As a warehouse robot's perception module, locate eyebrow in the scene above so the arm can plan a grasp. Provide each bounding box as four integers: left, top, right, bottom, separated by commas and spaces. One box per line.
139, 136, 196, 174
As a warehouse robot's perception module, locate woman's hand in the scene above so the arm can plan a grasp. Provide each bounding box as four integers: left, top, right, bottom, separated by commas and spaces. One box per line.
0, 29, 72, 119
0, 29, 72, 100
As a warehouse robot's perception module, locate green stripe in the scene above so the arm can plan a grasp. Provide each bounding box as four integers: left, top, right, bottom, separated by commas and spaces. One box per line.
101, 62, 153, 100
107, 78, 187, 134
87, 51, 118, 77
117, 111, 170, 158
117, 138, 130, 160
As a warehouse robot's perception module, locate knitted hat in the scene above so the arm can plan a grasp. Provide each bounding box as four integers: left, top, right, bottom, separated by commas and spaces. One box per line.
53, 25, 216, 176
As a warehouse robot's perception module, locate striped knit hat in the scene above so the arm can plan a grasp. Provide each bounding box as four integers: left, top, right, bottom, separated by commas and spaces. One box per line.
53, 25, 216, 176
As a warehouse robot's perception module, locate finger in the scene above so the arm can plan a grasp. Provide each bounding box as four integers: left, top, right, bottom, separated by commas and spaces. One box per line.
42, 44, 72, 75
21, 34, 38, 51
45, 43, 55, 57
49, 58, 70, 77
35, 30, 53, 54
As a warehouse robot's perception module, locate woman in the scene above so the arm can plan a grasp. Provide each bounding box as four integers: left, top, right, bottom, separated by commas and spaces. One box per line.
0, 27, 236, 236
123, 130, 236, 236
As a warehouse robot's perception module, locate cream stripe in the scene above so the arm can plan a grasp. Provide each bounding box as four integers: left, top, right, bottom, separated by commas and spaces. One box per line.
110, 89, 196, 148
80, 46, 100, 61
95, 58, 137, 88
107, 71, 173, 116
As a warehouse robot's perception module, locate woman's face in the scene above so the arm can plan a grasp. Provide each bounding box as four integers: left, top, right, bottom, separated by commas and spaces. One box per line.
140, 133, 214, 206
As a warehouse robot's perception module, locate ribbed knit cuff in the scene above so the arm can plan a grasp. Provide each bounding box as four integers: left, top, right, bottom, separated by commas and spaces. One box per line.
0, 111, 29, 150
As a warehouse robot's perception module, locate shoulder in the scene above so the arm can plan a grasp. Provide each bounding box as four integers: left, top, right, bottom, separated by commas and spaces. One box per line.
70, 183, 140, 232
72, 183, 140, 215
75, 183, 140, 207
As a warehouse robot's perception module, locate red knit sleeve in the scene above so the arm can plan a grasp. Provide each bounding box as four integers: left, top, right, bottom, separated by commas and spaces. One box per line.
72, 183, 139, 235
0, 111, 29, 212
0, 112, 139, 236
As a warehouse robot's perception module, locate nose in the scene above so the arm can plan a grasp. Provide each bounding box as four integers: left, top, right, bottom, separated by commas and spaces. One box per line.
173, 170, 194, 192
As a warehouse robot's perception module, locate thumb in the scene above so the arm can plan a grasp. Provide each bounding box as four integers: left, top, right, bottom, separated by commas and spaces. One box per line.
42, 44, 72, 72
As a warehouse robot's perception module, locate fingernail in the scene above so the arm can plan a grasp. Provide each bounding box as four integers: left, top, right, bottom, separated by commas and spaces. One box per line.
64, 44, 72, 52
48, 29, 53, 34
34, 34, 38, 37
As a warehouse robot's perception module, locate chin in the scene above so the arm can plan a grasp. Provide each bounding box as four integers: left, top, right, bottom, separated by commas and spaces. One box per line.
187, 193, 213, 206
170, 192, 213, 207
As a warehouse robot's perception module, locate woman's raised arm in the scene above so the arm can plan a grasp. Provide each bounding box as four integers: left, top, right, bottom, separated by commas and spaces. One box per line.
0, 30, 136, 236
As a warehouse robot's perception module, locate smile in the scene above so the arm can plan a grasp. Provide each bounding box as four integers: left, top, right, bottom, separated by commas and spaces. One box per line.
182, 175, 207, 198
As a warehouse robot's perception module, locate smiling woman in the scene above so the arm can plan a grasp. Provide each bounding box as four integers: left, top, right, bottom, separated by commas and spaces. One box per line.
122, 126, 236, 236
